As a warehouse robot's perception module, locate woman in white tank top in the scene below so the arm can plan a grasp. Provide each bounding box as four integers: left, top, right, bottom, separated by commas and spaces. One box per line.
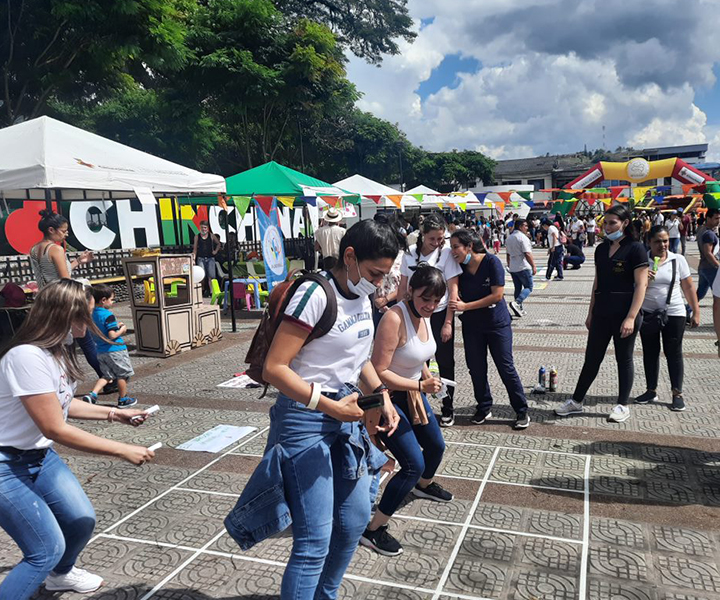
362, 265, 453, 557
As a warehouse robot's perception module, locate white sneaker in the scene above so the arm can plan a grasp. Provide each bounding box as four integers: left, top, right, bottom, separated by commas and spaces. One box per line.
555, 399, 584, 416
509, 301, 523, 317
45, 567, 103, 593
608, 404, 630, 423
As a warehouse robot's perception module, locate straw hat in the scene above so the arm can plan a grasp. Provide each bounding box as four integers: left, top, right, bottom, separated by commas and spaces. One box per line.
324, 208, 342, 223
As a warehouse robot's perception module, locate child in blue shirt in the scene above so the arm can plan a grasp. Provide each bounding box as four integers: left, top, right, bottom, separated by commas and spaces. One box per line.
86, 284, 137, 408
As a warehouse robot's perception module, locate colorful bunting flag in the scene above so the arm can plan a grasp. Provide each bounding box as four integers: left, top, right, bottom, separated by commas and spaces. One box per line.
411, 194, 424, 203
232, 196, 252, 219
496, 192, 513, 202
609, 186, 627, 200
366, 195, 382, 204
633, 186, 653, 205
458, 203, 467, 211
388, 195, 403, 209
254, 195, 274, 216
320, 196, 339, 207
277, 196, 295, 209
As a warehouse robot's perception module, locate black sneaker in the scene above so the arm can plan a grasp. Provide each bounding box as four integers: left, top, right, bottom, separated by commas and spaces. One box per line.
413, 481, 453, 503
359, 525, 403, 557
117, 396, 138, 409
514, 414, 531, 429
509, 301, 523, 317
634, 390, 658, 405
671, 394, 686, 412
440, 408, 455, 428
471, 409, 492, 424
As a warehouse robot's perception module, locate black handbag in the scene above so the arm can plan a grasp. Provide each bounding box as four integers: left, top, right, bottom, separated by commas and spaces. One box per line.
641, 258, 676, 333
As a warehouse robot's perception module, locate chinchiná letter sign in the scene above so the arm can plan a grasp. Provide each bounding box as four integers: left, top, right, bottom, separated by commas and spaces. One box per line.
177, 425, 257, 453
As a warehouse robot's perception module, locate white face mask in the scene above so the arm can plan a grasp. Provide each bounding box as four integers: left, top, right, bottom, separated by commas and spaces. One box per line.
346, 257, 378, 297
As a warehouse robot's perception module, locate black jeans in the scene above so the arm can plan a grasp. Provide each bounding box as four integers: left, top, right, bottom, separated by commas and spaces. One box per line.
462, 323, 528, 417
640, 315, 685, 393
546, 246, 564, 279
430, 308, 455, 409
75, 332, 103, 379
573, 312, 641, 406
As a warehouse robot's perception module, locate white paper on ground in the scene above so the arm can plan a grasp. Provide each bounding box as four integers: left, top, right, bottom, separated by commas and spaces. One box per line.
177, 425, 257, 453
217, 374, 260, 389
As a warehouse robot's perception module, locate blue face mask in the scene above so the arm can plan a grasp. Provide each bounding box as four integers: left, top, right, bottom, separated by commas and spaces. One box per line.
606, 229, 624, 241
462, 252, 472, 265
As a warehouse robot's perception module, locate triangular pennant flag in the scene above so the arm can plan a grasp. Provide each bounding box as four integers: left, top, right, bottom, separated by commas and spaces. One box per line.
458, 203, 467, 211
496, 192, 513, 202
682, 183, 695, 196
367, 195, 382, 204
633, 186, 652, 204
320, 196, 339, 207
411, 194, 424, 203
232, 196, 252, 219
388, 195, 403, 209
344, 194, 362, 205
218, 195, 228, 210
609, 186, 627, 200
436, 202, 444, 209
255, 195, 274, 216
494, 201, 505, 215
475, 192, 488, 201
304, 196, 317, 207
517, 191, 533, 200
277, 196, 295, 208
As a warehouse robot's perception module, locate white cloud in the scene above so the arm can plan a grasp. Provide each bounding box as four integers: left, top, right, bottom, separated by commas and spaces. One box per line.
345, 0, 720, 161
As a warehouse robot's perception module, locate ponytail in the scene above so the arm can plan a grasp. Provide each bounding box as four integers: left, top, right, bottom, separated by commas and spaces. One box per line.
416, 213, 447, 261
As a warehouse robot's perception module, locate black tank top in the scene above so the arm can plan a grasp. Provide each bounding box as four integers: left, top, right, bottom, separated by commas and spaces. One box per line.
197, 234, 214, 258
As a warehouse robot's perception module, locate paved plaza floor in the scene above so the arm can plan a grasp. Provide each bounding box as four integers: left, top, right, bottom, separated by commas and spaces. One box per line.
1, 244, 719, 600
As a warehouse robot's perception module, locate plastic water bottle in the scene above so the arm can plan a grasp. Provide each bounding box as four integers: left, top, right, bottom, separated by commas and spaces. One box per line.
549, 367, 558, 392
429, 359, 447, 400
538, 366, 547, 389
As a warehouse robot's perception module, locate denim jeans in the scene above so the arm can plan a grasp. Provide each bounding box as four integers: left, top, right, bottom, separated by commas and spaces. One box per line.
510, 269, 534, 306
462, 324, 528, 417
546, 246, 564, 279
266, 391, 382, 600
377, 392, 445, 516
563, 255, 586, 269
669, 238, 681, 253
697, 266, 718, 301
197, 256, 217, 281
0, 447, 96, 600
75, 331, 103, 379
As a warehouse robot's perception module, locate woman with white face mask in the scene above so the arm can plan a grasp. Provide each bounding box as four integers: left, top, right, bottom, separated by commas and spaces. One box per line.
237, 219, 402, 600
555, 205, 649, 423
397, 213, 461, 427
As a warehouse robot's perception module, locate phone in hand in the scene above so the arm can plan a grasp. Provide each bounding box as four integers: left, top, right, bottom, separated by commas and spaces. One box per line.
357, 392, 385, 411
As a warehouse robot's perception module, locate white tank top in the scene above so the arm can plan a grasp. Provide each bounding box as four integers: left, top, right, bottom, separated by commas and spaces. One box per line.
387, 301, 436, 380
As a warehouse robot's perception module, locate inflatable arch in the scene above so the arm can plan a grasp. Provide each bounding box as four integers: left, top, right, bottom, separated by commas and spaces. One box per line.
566, 157, 715, 189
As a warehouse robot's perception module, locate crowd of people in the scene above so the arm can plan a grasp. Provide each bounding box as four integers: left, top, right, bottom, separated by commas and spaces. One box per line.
1, 201, 718, 599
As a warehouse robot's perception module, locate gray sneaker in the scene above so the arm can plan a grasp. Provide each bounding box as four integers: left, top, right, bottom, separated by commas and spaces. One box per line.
608, 404, 630, 423
555, 399, 583, 416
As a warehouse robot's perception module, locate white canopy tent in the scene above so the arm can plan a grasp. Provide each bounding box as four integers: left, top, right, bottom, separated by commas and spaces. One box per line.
0, 116, 226, 199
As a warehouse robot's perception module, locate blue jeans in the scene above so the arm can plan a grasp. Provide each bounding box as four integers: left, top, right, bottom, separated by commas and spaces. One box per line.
563, 255, 586, 269
268, 392, 378, 600
669, 238, 680, 253
546, 246, 564, 279
0, 447, 96, 600
462, 324, 529, 417
697, 266, 718, 301
197, 256, 217, 281
75, 331, 103, 379
377, 392, 445, 516
510, 269, 534, 306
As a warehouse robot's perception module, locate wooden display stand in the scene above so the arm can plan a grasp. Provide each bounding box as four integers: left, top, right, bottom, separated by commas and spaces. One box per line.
122, 254, 222, 357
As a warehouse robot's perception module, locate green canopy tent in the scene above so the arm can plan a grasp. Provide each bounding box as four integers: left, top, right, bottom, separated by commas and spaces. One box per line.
177, 161, 357, 331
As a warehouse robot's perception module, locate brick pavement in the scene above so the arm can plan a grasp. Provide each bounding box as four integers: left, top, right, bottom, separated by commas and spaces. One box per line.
1, 244, 719, 600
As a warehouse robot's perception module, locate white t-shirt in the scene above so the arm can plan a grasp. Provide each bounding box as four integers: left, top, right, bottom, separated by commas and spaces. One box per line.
400, 245, 462, 312
665, 219, 681, 239
0, 345, 76, 449
284, 274, 373, 393
585, 220, 596, 233
642, 252, 691, 317
506, 231, 533, 272
570, 221, 584, 234
314, 225, 346, 259
548, 225, 561, 247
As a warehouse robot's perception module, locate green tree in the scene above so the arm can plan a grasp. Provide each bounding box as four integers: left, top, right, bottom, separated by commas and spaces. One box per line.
274, 0, 415, 63
0, 0, 190, 126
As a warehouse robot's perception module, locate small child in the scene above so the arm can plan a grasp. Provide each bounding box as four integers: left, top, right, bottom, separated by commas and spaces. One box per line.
492, 228, 501, 254
85, 284, 137, 408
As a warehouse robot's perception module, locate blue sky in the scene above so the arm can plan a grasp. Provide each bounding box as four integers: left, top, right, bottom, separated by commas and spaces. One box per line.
347, 0, 720, 161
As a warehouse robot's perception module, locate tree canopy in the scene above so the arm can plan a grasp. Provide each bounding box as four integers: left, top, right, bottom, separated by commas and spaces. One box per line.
1, 0, 495, 190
